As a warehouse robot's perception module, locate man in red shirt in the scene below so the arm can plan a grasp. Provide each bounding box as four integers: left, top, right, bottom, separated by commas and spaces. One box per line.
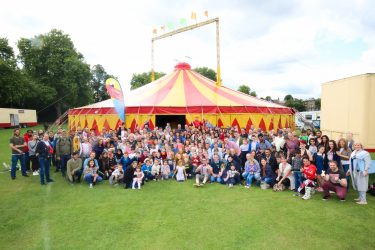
23, 130, 33, 173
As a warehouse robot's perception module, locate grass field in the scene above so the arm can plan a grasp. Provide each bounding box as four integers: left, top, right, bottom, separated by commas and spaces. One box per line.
1, 127, 374, 250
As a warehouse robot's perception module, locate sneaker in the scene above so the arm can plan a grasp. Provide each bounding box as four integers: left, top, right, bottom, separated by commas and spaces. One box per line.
132, 187, 136, 189
329, 191, 335, 194
356, 201, 367, 205
47, 179, 54, 183
322, 196, 330, 201
293, 193, 301, 197
245, 185, 250, 189
34, 171, 39, 176
22, 174, 29, 177
340, 198, 346, 202
354, 198, 361, 201
89, 183, 93, 188
229, 184, 233, 188
138, 187, 141, 190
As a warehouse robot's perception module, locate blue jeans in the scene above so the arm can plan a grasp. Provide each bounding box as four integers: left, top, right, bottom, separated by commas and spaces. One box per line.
263, 177, 275, 186
243, 172, 260, 186
342, 164, 350, 190
11, 154, 26, 178
294, 171, 303, 192
24, 152, 30, 172
84, 174, 103, 184
59, 154, 71, 177
210, 175, 222, 183
39, 157, 51, 184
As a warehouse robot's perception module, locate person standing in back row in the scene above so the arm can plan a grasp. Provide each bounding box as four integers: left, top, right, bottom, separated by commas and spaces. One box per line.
9, 128, 28, 179
55, 130, 73, 177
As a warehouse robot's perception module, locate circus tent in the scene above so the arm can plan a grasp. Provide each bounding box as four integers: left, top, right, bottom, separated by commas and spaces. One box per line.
68, 62, 294, 132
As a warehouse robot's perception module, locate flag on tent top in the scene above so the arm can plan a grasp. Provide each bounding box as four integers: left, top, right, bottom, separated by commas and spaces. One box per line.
105, 78, 125, 122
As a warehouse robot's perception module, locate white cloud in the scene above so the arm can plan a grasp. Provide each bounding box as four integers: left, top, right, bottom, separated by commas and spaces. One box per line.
1, 0, 374, 100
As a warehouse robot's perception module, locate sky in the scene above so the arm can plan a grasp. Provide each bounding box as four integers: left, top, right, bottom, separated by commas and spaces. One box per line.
1, 0, 375, 100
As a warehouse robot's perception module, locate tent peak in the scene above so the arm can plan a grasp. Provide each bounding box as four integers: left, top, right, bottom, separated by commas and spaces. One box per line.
175, 62, 191, 70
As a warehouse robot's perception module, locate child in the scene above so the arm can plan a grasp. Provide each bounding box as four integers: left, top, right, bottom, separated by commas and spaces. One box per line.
242, 158, 260, 188
194, 158, 210, 187
141, 159, 153, 181
84, 159, 103, 188
109, 164, 124, 186
132, 167, 144, 189
225, 164, 239, 188
151, 159, 161, 181
175, 160, 187, 182
292, 149, 303, 195
160, 161, 171, 180
298, 158, 317, 200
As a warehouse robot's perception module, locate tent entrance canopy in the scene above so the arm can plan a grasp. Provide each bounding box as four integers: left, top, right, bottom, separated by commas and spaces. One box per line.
156, 115, 185, 129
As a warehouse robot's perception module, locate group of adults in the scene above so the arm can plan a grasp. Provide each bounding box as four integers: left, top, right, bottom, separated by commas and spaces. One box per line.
8, 121, 372, 204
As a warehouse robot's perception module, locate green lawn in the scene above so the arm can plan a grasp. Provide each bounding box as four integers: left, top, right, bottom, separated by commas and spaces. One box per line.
1, 127, 374, 250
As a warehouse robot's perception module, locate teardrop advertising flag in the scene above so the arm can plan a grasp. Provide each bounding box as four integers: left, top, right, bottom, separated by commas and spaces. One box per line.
105, 78, 125, 122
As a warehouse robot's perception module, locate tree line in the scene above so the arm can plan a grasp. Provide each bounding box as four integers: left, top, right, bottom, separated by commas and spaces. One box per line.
0, 29, 114, 121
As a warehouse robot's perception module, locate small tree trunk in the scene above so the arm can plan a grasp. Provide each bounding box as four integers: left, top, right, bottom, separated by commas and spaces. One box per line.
55, 102, 62, 119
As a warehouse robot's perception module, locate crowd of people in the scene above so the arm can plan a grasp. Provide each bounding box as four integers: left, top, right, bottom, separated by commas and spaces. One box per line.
8, 120, 373, 205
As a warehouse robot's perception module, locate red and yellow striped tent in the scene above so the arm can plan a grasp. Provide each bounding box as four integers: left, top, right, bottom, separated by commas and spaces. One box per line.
68, 63, 294, 132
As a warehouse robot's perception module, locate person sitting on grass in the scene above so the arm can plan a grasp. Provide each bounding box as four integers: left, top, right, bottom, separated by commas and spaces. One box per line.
174, 160, 187, 182
66, 151, 82, 183
151, 159, 161, 181
160, 160, 171, 180
297, 157, 317, 200
242, 157, 261, 188
259, 158, 276, 188
210, 154, 223, 183
141, 159, 153, 181
224, 164, 239, 188
109, 164, 124, 186
194, 158, 211, 187
132, 167, 144, 189
124, 161, 137, 189
275, 155, 294, 191
322, 160, 347, 201
84, 159, 103, 188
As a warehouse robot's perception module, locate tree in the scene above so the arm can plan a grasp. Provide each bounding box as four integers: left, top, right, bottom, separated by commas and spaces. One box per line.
0, 38, 34, 108
265, 96, 272, 101
193, 67, 217, 81
238, 85, 257, 97
284, 94, 293, 102
284, 94, 306, 112
130, 71, 165, 90
315, 98, 321, 110
17, 29, 93, 118
90, 64, 116, 102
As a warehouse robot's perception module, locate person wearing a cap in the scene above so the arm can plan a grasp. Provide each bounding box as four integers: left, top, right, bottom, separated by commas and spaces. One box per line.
9, 128, 28, 179
66, 151, 82, 183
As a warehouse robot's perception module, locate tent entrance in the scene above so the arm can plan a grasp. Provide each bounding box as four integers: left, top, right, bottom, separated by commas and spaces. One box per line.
155, 115, 185, 129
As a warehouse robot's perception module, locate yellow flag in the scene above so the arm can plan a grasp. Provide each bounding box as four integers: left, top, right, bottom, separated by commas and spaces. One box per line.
191, 11, 197, 20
